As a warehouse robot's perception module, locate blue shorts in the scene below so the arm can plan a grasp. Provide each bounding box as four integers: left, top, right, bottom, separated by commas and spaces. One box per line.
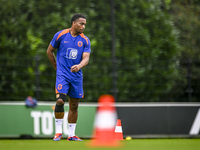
55, 74, 84, 98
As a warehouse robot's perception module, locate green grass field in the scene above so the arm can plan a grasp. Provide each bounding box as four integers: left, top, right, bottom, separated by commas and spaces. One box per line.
1, 139, 200, 150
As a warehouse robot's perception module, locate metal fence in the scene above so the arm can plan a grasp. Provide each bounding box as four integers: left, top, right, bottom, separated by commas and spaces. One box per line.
0, 55, 199, 102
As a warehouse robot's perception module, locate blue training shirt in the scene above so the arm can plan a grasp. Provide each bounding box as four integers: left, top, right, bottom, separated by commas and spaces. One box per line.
50, 28, 91, 78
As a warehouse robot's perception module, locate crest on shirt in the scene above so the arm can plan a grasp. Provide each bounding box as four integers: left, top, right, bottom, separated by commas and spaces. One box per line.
77, 41, 83, 47
66, 48, 78, 59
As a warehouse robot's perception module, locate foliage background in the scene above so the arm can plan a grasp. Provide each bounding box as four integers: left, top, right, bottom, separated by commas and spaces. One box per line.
0, 0, 199, 102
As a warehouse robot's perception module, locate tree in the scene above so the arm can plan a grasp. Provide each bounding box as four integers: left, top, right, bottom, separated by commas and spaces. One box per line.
168, 1, 200, 102
0, 0, 187, 102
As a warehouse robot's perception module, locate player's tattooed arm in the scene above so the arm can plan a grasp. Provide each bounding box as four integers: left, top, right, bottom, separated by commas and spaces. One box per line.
47, 44, 57, 70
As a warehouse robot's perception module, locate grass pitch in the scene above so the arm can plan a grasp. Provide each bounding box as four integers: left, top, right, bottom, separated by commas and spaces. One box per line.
0, 139, 200, 150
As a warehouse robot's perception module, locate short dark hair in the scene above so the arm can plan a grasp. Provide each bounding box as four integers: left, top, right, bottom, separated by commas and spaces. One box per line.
71, 13, 86, 26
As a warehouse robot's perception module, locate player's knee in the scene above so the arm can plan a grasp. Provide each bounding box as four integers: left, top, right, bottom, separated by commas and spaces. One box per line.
56, 99, 64, 105
56, 93, 66, 105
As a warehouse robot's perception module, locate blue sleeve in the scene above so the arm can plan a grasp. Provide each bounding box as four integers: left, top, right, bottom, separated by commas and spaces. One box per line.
50, 31, 62, 48
84, 37, 91, 53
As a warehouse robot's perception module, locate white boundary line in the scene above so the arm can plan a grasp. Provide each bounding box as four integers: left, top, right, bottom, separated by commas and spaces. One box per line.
0, 101, 200, 107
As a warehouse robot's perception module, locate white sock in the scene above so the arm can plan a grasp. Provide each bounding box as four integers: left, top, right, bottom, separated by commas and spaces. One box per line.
68, 123, 76, 137
55, 119, 63, 134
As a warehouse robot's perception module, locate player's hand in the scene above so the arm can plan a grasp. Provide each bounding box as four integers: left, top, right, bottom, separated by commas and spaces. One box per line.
71, 65, 81, 72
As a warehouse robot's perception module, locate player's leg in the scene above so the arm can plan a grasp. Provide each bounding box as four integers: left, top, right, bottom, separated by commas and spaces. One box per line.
67, 97, 82, 141
53, 93, 66, 141
53, 75, 69, 141
67, 77, 83, 141
54, 75, 69, 141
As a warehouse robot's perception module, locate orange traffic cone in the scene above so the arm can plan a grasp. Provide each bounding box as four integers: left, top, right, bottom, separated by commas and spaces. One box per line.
115, 119, 123, 140
89, 95, 120, 147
